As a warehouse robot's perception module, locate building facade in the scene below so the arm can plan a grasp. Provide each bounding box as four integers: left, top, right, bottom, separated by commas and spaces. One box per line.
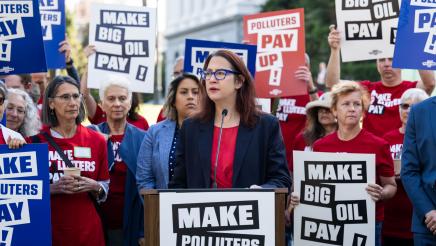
164, 0, 266, 94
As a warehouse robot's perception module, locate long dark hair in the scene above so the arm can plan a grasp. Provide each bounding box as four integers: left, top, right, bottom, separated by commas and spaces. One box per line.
303, 107, 336, 146
128, 92, 141, 121
195, 50, 259, 128
163, 73, 200, 121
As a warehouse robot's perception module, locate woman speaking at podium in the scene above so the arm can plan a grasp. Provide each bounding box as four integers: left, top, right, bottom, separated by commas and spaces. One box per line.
169, 50, 291, 189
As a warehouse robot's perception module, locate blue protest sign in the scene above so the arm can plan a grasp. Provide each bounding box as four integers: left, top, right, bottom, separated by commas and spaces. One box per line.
184, 39, 257, 78
40, 0, 66, 69
0, 143, 51, 246
0, 0, 47, 75
393, 0, 436, 69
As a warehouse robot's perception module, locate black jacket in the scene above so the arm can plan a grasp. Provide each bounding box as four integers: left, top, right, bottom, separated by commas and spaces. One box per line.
169, 113, 291, 189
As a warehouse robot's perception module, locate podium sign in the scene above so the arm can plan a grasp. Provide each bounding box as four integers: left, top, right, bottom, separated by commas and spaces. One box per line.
159, 190, 275, 246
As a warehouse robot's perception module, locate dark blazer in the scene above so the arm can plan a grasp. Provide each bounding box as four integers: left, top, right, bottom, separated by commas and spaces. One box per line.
169, 113, 291, 189
402, 97, 436, 234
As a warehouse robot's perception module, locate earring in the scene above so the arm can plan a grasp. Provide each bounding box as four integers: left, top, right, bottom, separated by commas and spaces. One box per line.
50, 108, 55, 115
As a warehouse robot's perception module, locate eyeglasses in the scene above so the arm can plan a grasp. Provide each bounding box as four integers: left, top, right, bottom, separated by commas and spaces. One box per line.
51, 93, 82, 102
400, 103, 410, 110
201, 69, 241, 81
0, 97, 4, 106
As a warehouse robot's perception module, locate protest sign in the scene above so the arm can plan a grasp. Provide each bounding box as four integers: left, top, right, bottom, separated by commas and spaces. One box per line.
0, 0, 47, 75
183, 39, 257, 79
293, 151, 375, 246
160, 190, 275, 246
0, 143, 51, 246
335, 0, 401, 62
243, 9, 306, 98
39, 0, 65, 69
393, 0, 436, 69
88, 3, 156, 93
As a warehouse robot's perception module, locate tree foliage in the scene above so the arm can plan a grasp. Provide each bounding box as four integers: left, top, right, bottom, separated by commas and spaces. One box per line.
261, 0, 379, 83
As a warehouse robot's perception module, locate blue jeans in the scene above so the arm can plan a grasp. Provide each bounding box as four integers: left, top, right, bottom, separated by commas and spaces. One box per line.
414, 233, 436, 246
375, 222, 382, 246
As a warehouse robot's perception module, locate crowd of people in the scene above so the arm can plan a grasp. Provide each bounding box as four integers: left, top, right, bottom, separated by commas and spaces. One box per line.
1, 23, 436, 246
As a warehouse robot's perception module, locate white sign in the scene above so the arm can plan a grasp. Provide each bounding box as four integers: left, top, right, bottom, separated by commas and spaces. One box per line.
88, 3, 156, 93
293, 151, 375, 246
160, 191, 275, 246
335, 0, 401, 62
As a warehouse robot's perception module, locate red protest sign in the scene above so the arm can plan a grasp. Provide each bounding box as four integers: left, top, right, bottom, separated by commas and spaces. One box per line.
243, 9, 306, 98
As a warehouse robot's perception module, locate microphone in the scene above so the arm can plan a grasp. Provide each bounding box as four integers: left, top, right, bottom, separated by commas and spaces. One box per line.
212, 109, 228, 188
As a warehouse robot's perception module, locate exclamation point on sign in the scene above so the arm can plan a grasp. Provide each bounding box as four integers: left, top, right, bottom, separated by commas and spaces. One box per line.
425, 32, 436, 55
0, 43, 8, 60
269, 68, 282, 86
136, 65, 148, 81
0, 228, 10, 246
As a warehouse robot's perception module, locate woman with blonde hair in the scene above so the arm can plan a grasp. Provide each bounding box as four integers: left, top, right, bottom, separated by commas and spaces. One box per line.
291, 81, 396, 246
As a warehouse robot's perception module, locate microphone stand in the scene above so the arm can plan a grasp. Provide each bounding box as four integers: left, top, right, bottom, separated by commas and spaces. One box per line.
212, 109, 228, 188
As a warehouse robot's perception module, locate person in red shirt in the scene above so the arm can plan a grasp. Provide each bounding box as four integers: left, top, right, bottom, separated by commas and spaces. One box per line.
27, 76, 109, 246
325, 26, 435, 137
382, 88, 429, 246
81, 46, 149, 131
169, 50, 290, 189
291, 81, 397, 246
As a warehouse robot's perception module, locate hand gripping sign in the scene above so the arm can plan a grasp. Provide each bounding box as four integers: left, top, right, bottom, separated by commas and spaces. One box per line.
243, 9, 306, 98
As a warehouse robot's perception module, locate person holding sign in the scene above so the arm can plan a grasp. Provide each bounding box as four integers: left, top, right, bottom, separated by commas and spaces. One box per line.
27, 76, 110, 246
382, 88, 428, 246
290, 81, 397, 246
325, 25, 435, 137
137, 73, 200, 190
88, 77, 146, 246
169, 50, 291, 189
402, 95, 436, 244
5, 88, 41, 137
313, 81, 396, 246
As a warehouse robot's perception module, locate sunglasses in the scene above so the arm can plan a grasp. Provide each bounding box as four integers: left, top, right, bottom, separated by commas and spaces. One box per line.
400, 103, 410, 110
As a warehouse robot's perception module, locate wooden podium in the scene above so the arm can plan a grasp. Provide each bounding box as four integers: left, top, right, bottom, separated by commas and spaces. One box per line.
140, 188, 288, 246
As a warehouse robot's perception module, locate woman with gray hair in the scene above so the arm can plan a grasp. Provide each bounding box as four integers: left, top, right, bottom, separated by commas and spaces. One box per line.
0, 82, 25, 144
382, 88, 429, 246
136, 73, 200, 190
86, 75, 146, 246
27, 75, 109, 246
5, 88, 41, 137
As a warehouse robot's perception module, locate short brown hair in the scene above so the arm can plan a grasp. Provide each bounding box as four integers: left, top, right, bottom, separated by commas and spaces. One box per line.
196, 50, 259, 127
331, 81, 370, 111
